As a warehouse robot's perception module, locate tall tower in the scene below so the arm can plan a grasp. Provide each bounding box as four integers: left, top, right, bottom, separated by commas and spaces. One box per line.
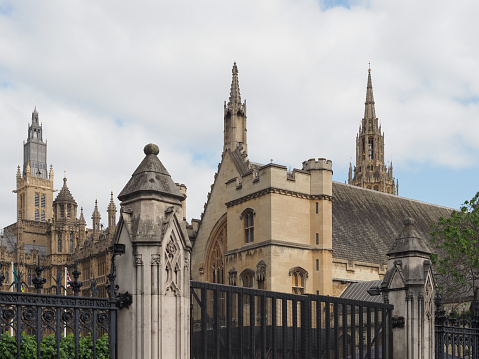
224, 62, 247, 153
14, 108, 55, 222
348, 65, 397, 195
51, 176, 78, 255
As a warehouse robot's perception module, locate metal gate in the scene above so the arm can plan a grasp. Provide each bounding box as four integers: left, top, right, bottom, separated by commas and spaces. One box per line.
191, 281, 394, 359
435, 295, 479, 359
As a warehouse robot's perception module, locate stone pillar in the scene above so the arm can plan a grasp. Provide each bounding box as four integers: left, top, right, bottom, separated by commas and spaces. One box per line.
381, 218, 435, 359
114, 144, 192, 359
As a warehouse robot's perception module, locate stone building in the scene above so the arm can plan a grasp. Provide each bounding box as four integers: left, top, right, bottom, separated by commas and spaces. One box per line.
191, 63, 452, 296
348, 64, 397, 194
0, 108, 116, 297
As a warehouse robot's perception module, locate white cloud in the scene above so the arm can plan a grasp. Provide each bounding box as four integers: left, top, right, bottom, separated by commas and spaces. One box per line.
1, 0, 479, 227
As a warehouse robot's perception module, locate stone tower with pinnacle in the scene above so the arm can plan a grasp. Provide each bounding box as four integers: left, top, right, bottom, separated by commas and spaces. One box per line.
224, 62, 247, 154
348, 65, 397, 195
14, 107, 55, 222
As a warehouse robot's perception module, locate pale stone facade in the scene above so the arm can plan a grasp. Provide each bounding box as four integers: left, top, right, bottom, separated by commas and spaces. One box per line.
192, 64, 334, 296
191, 63, 452, 298
348, 65, 397, 195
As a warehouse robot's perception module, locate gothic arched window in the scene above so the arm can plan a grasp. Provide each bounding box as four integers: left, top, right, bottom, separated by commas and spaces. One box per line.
41, 210, 45, 222
206, 216, 227, 285
289, 267, 308, 294
35, 209, 39, 221
35, 193, 39, 207
240, 269, 255, 288
41, 194, 45, 208
58, 234, 62, 253
241, 208, 255, 243
70, 234, 74, 253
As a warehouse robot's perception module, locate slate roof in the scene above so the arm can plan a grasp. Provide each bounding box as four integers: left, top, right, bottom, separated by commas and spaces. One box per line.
332, 182, 453, 265
340, 279, 383, 303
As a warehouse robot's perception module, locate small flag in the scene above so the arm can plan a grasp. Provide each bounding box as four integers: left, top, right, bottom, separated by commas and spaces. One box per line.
13, 266, 24, 292
66, 271, 72, 288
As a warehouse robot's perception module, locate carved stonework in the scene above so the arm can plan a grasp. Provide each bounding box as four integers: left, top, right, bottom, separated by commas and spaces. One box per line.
134, 254, 143, 266
256, 260, 266, 281
424, 275, 433, 319
228, 267, 237, 286
166, 238, 177, 259
164, 234, 181, 295
151, 254, 160, 266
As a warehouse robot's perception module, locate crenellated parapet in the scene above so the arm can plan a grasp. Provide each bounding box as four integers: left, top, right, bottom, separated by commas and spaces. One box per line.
301, 158, 333, 172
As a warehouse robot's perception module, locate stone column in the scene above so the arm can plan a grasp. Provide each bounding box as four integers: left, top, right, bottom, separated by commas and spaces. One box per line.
114, 144, 192, 359
381, 218, 435, 359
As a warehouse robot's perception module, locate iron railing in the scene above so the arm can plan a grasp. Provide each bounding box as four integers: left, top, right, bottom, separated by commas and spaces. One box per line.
0, 245, 131, 359
435, 295, 479, 359
191, 281, 394, 359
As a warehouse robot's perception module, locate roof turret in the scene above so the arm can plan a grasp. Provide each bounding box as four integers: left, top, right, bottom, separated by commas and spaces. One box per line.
54, 177, 76, 204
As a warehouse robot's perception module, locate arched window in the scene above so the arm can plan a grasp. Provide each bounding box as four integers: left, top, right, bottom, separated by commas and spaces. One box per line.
35, 193, 39, 207
67, 205, 71, 218
206, 216, 227, 285
60, 205, 65, 218
35, 209, 39, 221
289, 267, 308, 294
241, 269, 255, 304
241, 208, 255, 243
70, 234, 74, 253
41, 210, 45, 222
368, 138, 374, 160
58, 234, 62, 253
41, 195, 45, 208
240, 269, 255, 288
374, 185, 379, 191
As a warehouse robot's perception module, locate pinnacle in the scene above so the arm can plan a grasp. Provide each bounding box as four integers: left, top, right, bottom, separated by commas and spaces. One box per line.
364, 65, 376, 120
227, 62, 242, 108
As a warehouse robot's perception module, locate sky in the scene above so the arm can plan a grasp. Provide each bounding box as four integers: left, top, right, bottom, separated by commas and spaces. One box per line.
1, 0, 479, 228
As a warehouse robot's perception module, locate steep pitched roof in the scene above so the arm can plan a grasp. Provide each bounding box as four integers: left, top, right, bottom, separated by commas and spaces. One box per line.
118, 144, 184, 202
332, 182, 452, 264
54, 177, 76, 204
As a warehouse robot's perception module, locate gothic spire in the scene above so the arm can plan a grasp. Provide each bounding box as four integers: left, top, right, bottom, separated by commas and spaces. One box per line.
364, 64, 376, 120
227, 62, 241, 108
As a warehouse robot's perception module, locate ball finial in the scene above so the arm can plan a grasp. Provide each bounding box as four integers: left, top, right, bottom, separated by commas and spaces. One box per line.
144, 143, 159, 156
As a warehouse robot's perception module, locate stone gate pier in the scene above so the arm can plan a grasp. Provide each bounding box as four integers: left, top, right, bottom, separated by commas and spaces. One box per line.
381, 218, 435, 359
113, 144, 192, 359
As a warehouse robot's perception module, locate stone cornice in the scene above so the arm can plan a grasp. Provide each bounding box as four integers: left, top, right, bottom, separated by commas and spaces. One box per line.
225, 239, 312, 256
225, 187, 333, 207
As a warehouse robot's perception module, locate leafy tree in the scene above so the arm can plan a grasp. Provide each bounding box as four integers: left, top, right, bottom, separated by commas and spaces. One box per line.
430, 192, 479, 302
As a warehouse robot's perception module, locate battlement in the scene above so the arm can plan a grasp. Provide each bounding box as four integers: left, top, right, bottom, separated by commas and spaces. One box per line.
302, 158, 333, 172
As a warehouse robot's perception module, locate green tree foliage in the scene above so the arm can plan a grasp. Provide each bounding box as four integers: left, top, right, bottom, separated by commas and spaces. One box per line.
430, 192, 479, 302
0, 333, 109, 358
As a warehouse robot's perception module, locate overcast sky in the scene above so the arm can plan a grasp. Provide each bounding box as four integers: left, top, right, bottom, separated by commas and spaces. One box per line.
1, 0, 478, 229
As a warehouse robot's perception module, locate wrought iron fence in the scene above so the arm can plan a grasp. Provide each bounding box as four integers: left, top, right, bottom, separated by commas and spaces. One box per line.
0, 245, 131, 359
435, 295, 479, 359
191, 281, 394, 359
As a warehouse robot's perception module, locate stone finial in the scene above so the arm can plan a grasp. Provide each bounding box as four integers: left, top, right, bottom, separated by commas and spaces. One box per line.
144, 143, 159, 156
